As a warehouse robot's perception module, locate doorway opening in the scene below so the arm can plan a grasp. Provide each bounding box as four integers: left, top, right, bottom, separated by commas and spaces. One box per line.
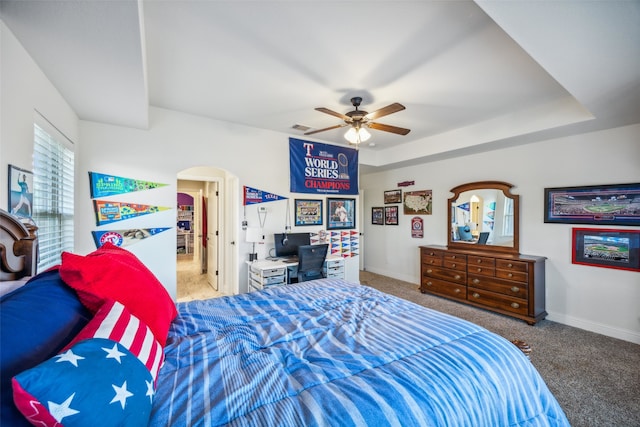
176, 166, 239, 302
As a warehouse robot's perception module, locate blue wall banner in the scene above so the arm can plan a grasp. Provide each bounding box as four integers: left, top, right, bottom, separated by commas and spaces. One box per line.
289, 138, 358, 195
243, 186, 288, 205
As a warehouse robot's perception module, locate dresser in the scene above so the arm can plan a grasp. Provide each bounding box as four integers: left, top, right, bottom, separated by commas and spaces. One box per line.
420, 245, 547, 324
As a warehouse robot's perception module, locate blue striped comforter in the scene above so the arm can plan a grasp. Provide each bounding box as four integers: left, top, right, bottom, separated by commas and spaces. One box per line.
150, 279, 569, 426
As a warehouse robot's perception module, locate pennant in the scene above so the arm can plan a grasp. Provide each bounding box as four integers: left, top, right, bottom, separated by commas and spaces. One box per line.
457, 202, 470, 212
92, 228, 171, 248
93, 200, 170, 226
243, 186, 287, 205
89, 172, 167, 198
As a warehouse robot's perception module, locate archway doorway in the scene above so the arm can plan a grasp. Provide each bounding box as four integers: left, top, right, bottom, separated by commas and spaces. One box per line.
176, 166, 239, 301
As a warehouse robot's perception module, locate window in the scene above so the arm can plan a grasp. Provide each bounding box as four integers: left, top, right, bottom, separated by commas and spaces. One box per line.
32, 115, 75, 271
502, 197, 514, 237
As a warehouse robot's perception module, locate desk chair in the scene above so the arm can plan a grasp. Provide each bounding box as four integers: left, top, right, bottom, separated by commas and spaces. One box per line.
288, 244, 328, 283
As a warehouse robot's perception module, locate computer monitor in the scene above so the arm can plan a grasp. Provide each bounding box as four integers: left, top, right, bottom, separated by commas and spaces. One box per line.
477, 232, 490, 244
274, 232, 311, 258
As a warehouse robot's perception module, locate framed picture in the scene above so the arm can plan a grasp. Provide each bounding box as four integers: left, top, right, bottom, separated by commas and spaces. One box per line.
8, 164, 34, 219
327, 198, 356, 230
384, 206, 399, 225
384, 189, 402, 204
294, 199, 323, 226
544, 183, 640, 226
403, 190, 432, 215
572, 228, 640, 272
371, 207, 384, 225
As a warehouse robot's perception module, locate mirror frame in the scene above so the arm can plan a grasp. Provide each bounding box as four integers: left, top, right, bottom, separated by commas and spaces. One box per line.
447, 181, 519, 255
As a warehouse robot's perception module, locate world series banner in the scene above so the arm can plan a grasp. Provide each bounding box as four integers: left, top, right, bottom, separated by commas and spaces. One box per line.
89, 172, 167, 199
93, 200, 170, 226
289, 138, 358, 195
92, 228, 171, 248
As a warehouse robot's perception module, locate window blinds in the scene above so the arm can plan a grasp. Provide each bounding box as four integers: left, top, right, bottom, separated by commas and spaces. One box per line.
32, 115, 75, 271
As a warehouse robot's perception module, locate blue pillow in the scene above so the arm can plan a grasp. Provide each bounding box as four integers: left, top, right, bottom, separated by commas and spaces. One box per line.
13, 338, 154, 427
1, 269, 92, 427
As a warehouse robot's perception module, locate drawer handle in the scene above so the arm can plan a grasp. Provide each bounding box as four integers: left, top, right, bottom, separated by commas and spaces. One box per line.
508, 273, 513, 278
426, 281, 432, 286
451, 263, 456, 268
454, 288, 461, 293
511, 302, 520, 309
452, 255, 457, 259
429, 252, 435, 256
427, 269, 433, 274
472, 278, 480, 285
472, 292, 480, 299
477, 259, 482, 264
454, 274, 461, 280
476, 268, 482, 272
507, 263, 513, 268
511, 286, 520, 293
429, 260, 435, 264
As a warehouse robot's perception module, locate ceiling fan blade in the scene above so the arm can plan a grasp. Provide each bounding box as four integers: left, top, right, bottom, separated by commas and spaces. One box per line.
315, 107, 351, 121
368, 122, 411, 135
364, 103, 405, 121
304, 123, 347, 135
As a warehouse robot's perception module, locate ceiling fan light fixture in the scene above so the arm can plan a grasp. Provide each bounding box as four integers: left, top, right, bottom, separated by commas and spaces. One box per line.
344, 126, 371, 144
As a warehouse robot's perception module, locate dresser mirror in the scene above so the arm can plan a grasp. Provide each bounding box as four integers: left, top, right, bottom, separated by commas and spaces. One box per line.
447, 181, 519, 254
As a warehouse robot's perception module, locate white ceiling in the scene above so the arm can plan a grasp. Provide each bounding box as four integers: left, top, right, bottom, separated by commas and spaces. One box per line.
2, 0, 639, 172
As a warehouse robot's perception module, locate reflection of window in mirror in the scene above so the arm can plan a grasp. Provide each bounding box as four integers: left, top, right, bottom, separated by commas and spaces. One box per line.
470, 195, 481, 237
503, 198, 514, 237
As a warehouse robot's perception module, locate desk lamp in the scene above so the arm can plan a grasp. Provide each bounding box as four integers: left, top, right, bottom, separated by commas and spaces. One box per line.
246, 227, 262, 261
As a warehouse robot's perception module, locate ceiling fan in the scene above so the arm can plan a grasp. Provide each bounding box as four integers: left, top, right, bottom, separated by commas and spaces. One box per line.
304, 97, 410, 144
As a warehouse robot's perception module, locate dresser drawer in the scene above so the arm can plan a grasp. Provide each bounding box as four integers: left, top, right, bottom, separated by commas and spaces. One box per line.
444, 253, 467, 263
496, 259, 528, 273
422, 255, 443, 267
495, 269, 528, 282
468, 264, 495, 277
468, 288, 528, 315
421, 249, 444, 266
443, 258, 466, 271
468, 275, 528, 298
468, 255, 495, 268
423, 266, 466, 284
421, 277, 467, 300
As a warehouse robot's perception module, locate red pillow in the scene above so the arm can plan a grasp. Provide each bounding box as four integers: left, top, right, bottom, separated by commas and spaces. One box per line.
59, 243, 176, 346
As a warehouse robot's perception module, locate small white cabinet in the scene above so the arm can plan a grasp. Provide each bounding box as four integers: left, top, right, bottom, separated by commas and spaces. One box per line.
247, 256, 345, 292
323, 258, 345, 279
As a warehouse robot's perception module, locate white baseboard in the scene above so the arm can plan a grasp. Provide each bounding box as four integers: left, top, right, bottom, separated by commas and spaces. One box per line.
546, 311, 640, 345
362, 267, 640, 345
362, 266, 417, 285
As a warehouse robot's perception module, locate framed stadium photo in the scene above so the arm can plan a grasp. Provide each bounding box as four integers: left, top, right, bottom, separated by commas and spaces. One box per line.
544, 183, 640, 226
294, 199, 323, 226
572, 228, 640, 272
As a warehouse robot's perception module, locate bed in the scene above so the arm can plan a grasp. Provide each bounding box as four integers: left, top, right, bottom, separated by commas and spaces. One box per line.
0, 211, 569, 426
0, 209, 38, 295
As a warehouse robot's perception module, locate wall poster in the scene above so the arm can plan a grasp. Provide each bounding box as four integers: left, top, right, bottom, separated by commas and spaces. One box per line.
8, 164, 33, 219
289, 138, 358, 195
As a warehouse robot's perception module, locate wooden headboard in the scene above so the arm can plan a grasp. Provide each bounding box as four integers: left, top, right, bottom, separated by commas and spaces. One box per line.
0, 209, 38, 281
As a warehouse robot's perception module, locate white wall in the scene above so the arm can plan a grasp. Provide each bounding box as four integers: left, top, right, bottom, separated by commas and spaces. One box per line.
1, 21, 78, 205
78, 108, 361, 297
360, 124, 640, 344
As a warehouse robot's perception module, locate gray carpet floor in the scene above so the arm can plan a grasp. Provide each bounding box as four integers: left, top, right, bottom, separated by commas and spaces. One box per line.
359, 271, 640, 427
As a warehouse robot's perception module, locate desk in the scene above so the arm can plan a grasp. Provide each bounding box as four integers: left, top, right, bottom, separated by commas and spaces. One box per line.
247, 255, 345, 292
